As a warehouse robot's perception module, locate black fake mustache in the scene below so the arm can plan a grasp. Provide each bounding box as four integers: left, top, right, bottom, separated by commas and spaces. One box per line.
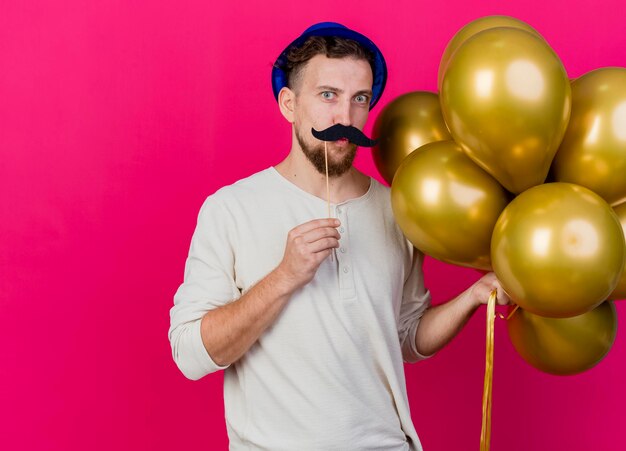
311, 124, 378, 147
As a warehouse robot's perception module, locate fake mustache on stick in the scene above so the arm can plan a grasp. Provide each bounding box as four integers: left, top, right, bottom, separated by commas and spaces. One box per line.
311, 124, 378, 147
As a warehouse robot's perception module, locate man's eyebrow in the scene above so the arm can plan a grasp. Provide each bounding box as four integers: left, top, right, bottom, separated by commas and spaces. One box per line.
316, 85, 343, 93
355, 89, 374, 97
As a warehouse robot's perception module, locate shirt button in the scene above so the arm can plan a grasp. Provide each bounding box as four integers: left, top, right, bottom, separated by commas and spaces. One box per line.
340, 247, 346, 253
340, 227, 345, 233
343, 266, 349, 273
337, 207, 342, 214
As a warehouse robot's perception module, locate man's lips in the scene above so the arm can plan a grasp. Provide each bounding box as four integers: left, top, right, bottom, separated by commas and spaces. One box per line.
328, 138, 351, 149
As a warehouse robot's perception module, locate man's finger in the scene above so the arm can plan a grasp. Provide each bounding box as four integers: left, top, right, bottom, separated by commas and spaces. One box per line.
291, 218, 341, 236
303, 226, 341, 244
308, 237, 340, 254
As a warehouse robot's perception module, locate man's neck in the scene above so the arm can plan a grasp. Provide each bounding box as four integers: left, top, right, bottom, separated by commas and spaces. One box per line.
274, 148, 370, 204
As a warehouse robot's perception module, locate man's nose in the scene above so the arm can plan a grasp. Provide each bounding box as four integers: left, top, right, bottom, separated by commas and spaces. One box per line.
333, 99, 352, 126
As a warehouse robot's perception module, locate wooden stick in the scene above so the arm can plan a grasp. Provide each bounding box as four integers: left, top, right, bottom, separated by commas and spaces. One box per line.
325, 141, 334, 262
325, 141, 331, 219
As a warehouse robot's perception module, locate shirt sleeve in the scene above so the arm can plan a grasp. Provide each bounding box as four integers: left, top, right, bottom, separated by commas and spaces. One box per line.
398, 247, 434, 363
168, 194, 242, 380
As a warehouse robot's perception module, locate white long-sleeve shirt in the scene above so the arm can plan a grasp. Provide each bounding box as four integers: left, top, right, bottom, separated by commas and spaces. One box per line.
169, 167, 432, 450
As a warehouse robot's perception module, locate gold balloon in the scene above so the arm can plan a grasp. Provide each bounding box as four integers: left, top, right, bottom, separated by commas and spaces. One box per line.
552, 67, 626, 206
438, 15, 542, 91
440, 27, 571, 194
609, 202, 626, 300
391, 140, 509, 270
372, 91, 452, 184
492, 183, 625, 317
507, 301, 617, 375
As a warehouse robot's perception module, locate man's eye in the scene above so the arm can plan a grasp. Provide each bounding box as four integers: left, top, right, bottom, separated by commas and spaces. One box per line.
321, 91, 335, 100
355, 95, 369, 104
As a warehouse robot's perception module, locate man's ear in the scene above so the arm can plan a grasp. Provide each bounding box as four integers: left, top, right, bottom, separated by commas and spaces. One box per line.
278, 87, 296, 123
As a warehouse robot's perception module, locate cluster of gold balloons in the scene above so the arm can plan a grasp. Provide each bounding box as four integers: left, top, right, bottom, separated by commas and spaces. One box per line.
374, 15, 626, 375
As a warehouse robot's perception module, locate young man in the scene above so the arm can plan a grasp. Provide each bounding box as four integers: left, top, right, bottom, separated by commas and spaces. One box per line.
169, 22, 509, 450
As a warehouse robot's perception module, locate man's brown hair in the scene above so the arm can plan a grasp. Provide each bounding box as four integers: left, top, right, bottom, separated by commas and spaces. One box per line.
282, 36, 375, 92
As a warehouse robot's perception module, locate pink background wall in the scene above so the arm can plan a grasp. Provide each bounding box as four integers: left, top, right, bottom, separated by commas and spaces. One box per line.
1, 1, 625, 450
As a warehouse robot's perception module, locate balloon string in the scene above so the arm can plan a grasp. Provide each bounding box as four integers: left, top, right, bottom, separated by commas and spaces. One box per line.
480, 290, 497, 451
325, 141, 334, 262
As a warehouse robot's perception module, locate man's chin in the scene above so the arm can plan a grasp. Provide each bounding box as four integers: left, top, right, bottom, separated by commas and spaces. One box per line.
326, 141, 357, 155
315, 155, 357, 177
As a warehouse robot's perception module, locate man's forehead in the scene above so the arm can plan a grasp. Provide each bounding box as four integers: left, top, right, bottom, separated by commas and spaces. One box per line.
301, 55, 374, 88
